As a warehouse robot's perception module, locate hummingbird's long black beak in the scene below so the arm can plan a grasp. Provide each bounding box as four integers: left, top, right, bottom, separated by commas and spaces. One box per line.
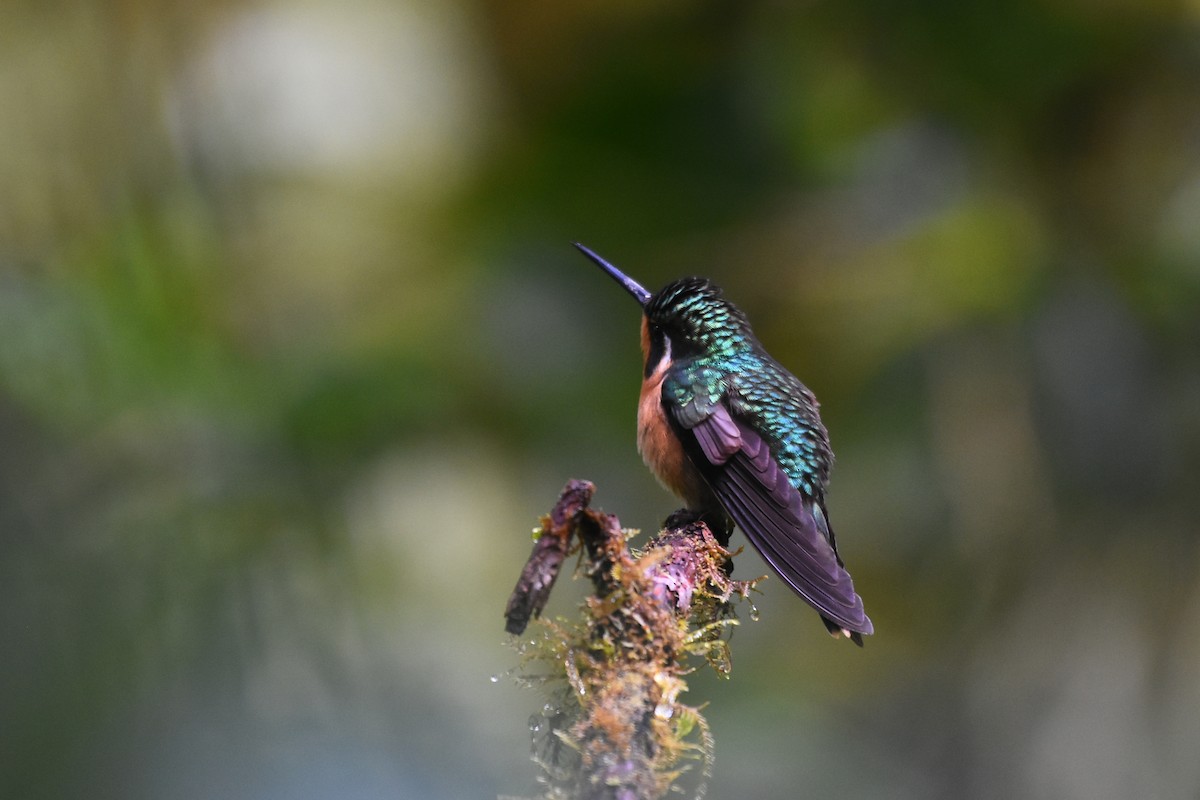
573, 243, 652, 307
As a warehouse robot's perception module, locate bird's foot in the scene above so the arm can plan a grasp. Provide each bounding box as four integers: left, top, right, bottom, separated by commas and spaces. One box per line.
663, 508, 733, 549
663, 508, 704, 530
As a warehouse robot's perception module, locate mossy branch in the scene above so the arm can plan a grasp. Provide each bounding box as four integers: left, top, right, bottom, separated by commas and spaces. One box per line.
504, 480, 758, 800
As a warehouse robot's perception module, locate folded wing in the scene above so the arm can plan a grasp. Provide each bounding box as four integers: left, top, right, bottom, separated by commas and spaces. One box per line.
673, 402, 872, 637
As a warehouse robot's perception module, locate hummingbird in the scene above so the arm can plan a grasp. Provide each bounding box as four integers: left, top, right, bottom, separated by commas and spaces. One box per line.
575, 243, 872, 644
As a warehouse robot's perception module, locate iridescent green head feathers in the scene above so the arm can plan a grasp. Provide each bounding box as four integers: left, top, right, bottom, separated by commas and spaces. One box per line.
644, 277, 753, 356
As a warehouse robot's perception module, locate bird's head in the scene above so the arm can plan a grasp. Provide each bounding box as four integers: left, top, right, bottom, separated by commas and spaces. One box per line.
574, 243, 753, 377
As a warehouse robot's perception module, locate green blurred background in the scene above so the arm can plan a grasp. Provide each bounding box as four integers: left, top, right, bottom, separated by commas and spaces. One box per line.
2, 1, 1199, 798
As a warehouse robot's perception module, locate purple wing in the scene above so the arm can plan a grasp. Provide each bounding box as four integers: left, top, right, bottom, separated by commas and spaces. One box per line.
677, 404, 872, 637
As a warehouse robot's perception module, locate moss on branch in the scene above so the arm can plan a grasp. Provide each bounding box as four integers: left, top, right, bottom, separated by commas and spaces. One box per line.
504, 480, 759, 800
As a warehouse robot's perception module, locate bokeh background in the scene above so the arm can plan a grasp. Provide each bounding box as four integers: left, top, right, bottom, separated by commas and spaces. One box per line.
3, 1, 1199, 798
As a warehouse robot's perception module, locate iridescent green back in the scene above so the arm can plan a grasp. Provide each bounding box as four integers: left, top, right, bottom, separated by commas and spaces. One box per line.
647, 278, 833, 501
